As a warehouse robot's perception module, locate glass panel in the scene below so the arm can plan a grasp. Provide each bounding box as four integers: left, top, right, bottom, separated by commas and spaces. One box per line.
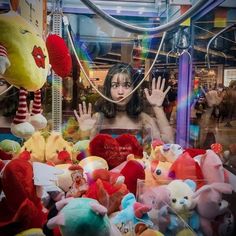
192, 3, 236, 172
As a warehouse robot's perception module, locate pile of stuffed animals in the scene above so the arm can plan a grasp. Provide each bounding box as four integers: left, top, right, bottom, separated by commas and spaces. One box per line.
0, 7, 235, 236
0, 130, 235, 236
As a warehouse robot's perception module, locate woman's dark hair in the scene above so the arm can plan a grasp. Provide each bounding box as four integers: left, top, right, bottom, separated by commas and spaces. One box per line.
94, 62, 143, 118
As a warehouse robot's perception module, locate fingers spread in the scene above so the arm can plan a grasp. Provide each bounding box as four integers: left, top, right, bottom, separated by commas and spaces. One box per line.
144, 88, 150, 98
73, 109, 80, 120
156, 76, 161, 89
82, 101, 87, 114
88, 103, 92, 114
160, 78, 165, 91
164, 86, 171, 95
79, 103, 83, 115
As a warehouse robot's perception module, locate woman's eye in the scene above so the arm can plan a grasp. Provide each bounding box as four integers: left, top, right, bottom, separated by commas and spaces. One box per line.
124, 82, 131, 88
111, 83, 118, 88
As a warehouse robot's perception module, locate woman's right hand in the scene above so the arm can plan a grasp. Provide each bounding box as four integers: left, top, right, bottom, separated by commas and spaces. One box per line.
74, 102, 96, 131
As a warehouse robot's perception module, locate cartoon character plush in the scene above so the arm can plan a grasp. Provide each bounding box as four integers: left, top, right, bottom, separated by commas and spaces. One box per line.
66, 164, 88, 198
0, 11, 72, 139
43, 197, 122, 236
192, 182, 233, 236
0, 11, 49, 138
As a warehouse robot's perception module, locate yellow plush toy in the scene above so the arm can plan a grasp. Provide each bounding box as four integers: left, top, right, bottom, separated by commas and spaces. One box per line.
21, 131, 46, 162
0, 11, 49, 139
45, 132, 73, 165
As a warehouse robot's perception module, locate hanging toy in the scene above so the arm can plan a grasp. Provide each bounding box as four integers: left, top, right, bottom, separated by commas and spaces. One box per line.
0, 10, 72, 139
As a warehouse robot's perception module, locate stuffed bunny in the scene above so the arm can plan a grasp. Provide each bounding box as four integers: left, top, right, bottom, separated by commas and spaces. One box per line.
192, 182, 233, 236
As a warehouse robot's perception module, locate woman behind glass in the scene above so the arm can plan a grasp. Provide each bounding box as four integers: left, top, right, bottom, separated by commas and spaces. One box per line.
74, 63, 174, 144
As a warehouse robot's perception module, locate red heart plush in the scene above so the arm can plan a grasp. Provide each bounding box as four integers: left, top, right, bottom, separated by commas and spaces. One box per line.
89, 134, 143, 169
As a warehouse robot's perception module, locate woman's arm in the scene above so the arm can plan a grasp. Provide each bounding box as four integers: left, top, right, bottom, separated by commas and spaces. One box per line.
144, 77, 174, 143
152, 106, 174, 143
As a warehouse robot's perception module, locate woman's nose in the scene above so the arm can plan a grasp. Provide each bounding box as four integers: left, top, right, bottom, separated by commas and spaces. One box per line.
118, 85, 124, 94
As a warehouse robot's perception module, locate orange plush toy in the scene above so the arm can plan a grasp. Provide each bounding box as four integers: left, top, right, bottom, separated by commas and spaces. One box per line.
0, 159, 47, 235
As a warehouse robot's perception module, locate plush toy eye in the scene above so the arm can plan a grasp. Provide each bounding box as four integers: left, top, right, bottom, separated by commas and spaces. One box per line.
219, 202, 222, 207
56, 150, 59, 154
184, 196, 188, 200
156, 169, 162, 175
172, 198, 176, 203
20, 29, 31, 34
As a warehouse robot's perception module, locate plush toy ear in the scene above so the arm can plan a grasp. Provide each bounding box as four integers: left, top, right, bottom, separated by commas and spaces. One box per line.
192, 184, 211, 199
211, 183, 233, 194
47, 213, 65, 229
89, 201, 108, 216
184, 179, 197, 192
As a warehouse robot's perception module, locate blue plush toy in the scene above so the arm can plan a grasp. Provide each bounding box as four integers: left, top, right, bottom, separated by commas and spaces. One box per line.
111, 193, 153, 234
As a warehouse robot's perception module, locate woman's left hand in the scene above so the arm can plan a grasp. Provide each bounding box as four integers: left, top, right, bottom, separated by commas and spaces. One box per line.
144, 76, 171, 107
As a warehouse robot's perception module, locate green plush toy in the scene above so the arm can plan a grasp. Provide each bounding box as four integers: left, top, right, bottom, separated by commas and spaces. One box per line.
0, 139, 21, 153
0, 11, 49, 139
45, 198, 122, 236
0, 139, 21, 159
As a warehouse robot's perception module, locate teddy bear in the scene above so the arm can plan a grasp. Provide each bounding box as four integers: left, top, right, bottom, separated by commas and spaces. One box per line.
165, 179, 202, 236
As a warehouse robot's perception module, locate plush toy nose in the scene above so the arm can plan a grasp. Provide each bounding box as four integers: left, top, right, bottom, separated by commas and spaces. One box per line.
179, 199, 186, 205
58, 150, 71, 163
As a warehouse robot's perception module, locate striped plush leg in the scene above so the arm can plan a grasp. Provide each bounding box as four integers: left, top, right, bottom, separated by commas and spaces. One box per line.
11, 88, 35, 139
0, 44, 11, 75
29, 89, 47, 130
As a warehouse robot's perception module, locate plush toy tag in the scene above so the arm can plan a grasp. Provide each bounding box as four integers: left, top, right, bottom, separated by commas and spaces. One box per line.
33, 162, 64, 186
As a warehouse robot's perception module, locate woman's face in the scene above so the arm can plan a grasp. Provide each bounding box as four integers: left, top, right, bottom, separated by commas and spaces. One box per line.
110, 72, 133, 107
